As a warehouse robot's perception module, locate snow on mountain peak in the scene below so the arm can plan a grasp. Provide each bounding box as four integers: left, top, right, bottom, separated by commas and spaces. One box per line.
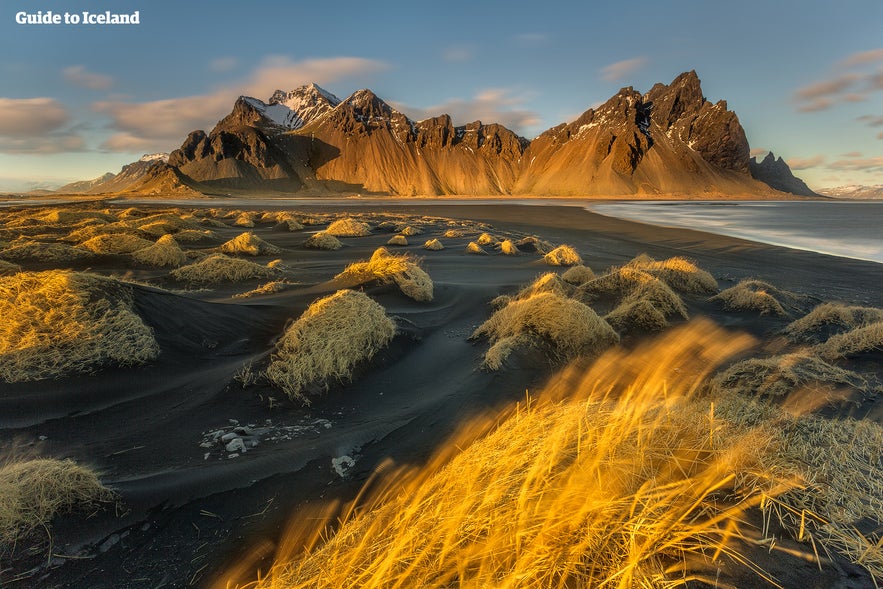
245, 83, 342, 130
139, 153, 169, 163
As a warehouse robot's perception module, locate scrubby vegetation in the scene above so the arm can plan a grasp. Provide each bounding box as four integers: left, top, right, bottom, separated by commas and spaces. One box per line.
78, 233, 154, 255
169, 254, 276, 284
423, 238, 444, 251
786, 302, 883, 344
131, 235, 188, 267
816, 322, 883, 360
543, 244, 582, 266
625, 254, 718, 294
465, 242, 487, 255
336, 247, 433, 302
219, 232, 282, 256
710, 279, 795, 316
326, 218, 371, 237
304, 232, 343, 250
499, 239, 519, 255
561, 264, 594, 285
386, 235, 408, 246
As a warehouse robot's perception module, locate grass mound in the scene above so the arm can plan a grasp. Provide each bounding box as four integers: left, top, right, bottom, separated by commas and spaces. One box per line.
581, 267, 688, 332
63, 222, 139, 243
131, 235, 188, 267
399, 225, 423, 236
709, 279, 793, 316
515, 236, 555, 254
442, 229, 463, 238
515, 272, 574, 300
170, 254, 276, 284
0, 271, 159, 381
386, 235, 408, 246
472, 291, 618, 369
604, 299, 669, 333
172, 229, 217, 243
785, 302, 883, 344
561, 264, 594, 285
39, 210, 114, 225
219, 232, 282, 256
326, 218, 371, 237
543, 244, 582, 266
0, 456, 112, 547
265, 290, 395, 403
465, 242, 487, 255
476, 232, 498, 246
336, 247, 433, 302
714, 351, 869, 398
233, 212, 257, 227
625, 254, 718, 294
79, 233, 154, 255
498, 239, 519, 255
816, 322, 883, 360
1, 240, 93, 263
423, 238, 444, 251
304, 232, 342, 250
233, 280, 289, 299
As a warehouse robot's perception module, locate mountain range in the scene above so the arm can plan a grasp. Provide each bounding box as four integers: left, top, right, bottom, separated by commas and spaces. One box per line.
55, 72, 818, 198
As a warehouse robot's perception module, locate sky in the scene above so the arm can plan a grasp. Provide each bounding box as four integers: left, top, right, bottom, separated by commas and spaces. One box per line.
1, 0, 882, 193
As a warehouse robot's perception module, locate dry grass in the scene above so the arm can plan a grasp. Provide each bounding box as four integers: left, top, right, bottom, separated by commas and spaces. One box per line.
785, 303, 883, 344
233, 281, 290, 299
399, 225, 422, 236
0, 240, 93, 263
515, 272, 574, 300
234, 212, 257, 227
386, 235, 408, 246
625, 254, 718, 294
709, 279, 794, 316
423, 238, 444, 251
0, 456, 112, 547
442, 229, 463, 238
561, 264, 595, 285
63, 222, 140, 243
476, 232, 498, 246
336, 247, 433, 302
265, 290, 395, 404
238, 322, 883, 588
304, 232, 342, 250
472, 291, 618, 369
515, 236, 555, 254
170, 254, 276, 284
465, 242, 487, 255
172, 229, 217, 243
131, 235, 188, 267
605, 299, 669, 333
498, 239, 519, 255
220, 232, 283, 256
326, 218, 371, 237
581, 267, 688, 329
543, 244, 582, 266
0, 260, 20, 276
816, 322, 883, 360
0, 271, 159, 382
78, 233, 154, 255
39, 210, 114, 225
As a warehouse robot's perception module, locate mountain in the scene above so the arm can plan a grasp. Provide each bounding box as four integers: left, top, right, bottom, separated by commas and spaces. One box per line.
818, 184, 883, 200
56, 153, 172, 194
749, 152, 819, 197
56, 172, 116, 194
86, 73, 817, 197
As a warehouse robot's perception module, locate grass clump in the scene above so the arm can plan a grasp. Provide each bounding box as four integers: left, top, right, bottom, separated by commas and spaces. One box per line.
476, 232, 497, 246
816, 322, 883, 361
465, 242, 487, 255
442, 229, 464, 238
785, 302, 883, 344
1, 240, 93, 263
265, 290, 395, 403
386, 235, 409, 246
304, 232, 343, 250
79, 233, 154, 255
170, 254, 276, 284
561, 264, 594, 285
233, 281, 290, 299
709, 279, 794, 316
543, 244, 582, 266
0, 271, 159, 382
336, 247, 433, 302
581, 267, 688, 333
233, 211, 257, 227
326, 218, 371, 237
219, 232, 282, 256
399, 225, 422, 236
515, 236, 554, 254
604, 299, 669, 333
423, 238, 444, 251
472, 291, 618, 369
0, 456, 113, 547
625, 254, 718, 294
498, 239, 519, 255
131, 235, 188, 267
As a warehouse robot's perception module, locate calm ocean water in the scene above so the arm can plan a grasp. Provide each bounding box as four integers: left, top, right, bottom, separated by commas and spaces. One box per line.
588, 201, 883, 264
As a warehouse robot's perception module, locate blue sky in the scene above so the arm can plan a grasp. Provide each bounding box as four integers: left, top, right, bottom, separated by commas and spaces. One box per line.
1, 0, 882, 192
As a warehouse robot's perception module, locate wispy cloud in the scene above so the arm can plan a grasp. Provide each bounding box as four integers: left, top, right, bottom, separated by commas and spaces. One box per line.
442, 45, 474, 63
794, 49, 883, 112
786, 155, 826, 169
62, 65, 113, 90
841, 151, 863, 157
396, 88, 541, 133
827, 155, 883, 171
858, 115, 883, 127
94, 56, 390, 153
0, 97, 87, 154
840, 48, 883, 67
600, 57, 648, 83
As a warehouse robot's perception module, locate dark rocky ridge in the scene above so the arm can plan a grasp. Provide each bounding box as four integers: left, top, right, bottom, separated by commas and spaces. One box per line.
749, 152, 819, 197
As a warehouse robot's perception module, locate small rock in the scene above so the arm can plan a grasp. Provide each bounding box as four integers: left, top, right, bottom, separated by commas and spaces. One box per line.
225, 437, 246, 453
220, 432, 239, 443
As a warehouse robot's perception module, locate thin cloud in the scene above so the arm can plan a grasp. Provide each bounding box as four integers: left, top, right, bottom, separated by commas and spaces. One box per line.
786, 155, 826, 170
827, 155, 883, 171
94, 55, 390, 153
600, 57, 648, 83
0, 97, 70, 136
841, 151, 863, 157
749, 148, 769, 157
858, 115, 883, 127
840, 48, 883, 68
397, 88, 541, 133
442, 45, 474, 63
878, 132, 883, 140
63, 65, 113, 90
794, 74, 860, 101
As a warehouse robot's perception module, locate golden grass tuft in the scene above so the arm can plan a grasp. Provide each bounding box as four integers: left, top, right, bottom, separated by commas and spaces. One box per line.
220, 232, 283, 256
170, 254, 276, 284
336, 247, 433, 302
63, 222, 140, 243
233, 212, 257, 227
233, 281, 290, 299
472, 291, 618, 369
785, 302, 883, 344
304, 232, 343, 250
1, 240, 93, 263
515, 272, 573, 300
0, 456, 113, 547
399, 225, 423, 236
131, 235, 188, 267
423, 238, 444, 251
561, 264, 595, 285
476, 232, 497, 246
39, 210, 114, 225
442, 229, 463, 238
172, 229, 217, 243
515, 236, 555, 254
0, 260, 21, 276
625, 254, 718, 294
265, 290, 395, 403
604, 299, 669, 333
710, 279, 792, 316
580, 267, 688, 327
386, 235, 409, 246
543, 244, 582, 266
465, 241, 487, 255
78, 233, 154, 255
326, 218, 371, 237
0, 271, 159, 381
239, 322, 883, 588
815, 321, 883, 360
498, 239, 519, 255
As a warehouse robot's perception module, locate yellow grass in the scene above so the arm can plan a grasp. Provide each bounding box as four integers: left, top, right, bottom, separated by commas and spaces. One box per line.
336, 247, 433, 302
515, 272, 574, 300
442, 229, 463, 238
472, 291, 618, 369
544, 244, 582, 266
0, 456, 112, 547
39, 210, 114, 225
0, 271, 159, 381
561, 264, 595, 285
499, 239, 519, 255
234, 212, 257, 227
625, 254, 718, 294
170, 254, 277, 284
265, 290, 396, 404
1, 240, 93, 263
423, 238, 444, 251
172, 229, 217, 243
465, 241, 487, 255
78, 233, 154, 255
399, 225, 423, 236
235, 322, 883, 589
476, 232, 498, 246
304, 232, 342, 250
326, 218, 371, 237
605, 299, 669, 333
220, 232, 283, 256
581, 267, 688, 326
785, 303, 883, 344
816, 321, 883, 360
386, 235, 409, 246
233, 281, 290, 299
131, 235, 188, 267
63, 222, 141, 243
709, 279, 793, 316
516, 236, 555, 254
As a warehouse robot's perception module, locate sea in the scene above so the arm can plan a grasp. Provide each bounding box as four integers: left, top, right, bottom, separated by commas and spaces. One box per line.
587, 200, 883, 264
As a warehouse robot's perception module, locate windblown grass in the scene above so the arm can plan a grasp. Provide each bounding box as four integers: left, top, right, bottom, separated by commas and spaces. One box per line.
233, 281, 290, 299
172, 229, 217, 243
472, 291, 618, 369
237, 322, 883, 588
465, 242, 487, 255
131, 235, 188, 267
514, 272, 574, 300
581, 267, 688, 332
304, 232, 342, 250
442, 229, 463, 238
0, 271, 159, 381
0, 240, 92, 263
816, 322, 883, 360
710, 279, 794, 316
399, 225, 422, 236
233, 212, 257, 227
498, 239, 519, 255
78, 233, 154, 255
476, 232, 498, 246
785, 303, 883, 344
561, 264, 595, 285
326, 218, 371, 237
336, 247, 433, 302
265, 290, 395, 403
170, 254, 276, 284
0, 456, 112, 547
625, 254, 718, 294
423, 238, 444, 251
386, 235, 408, 246
543, 244, 582, 266
220, 232, 283, 256
516, 236, 555, 254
